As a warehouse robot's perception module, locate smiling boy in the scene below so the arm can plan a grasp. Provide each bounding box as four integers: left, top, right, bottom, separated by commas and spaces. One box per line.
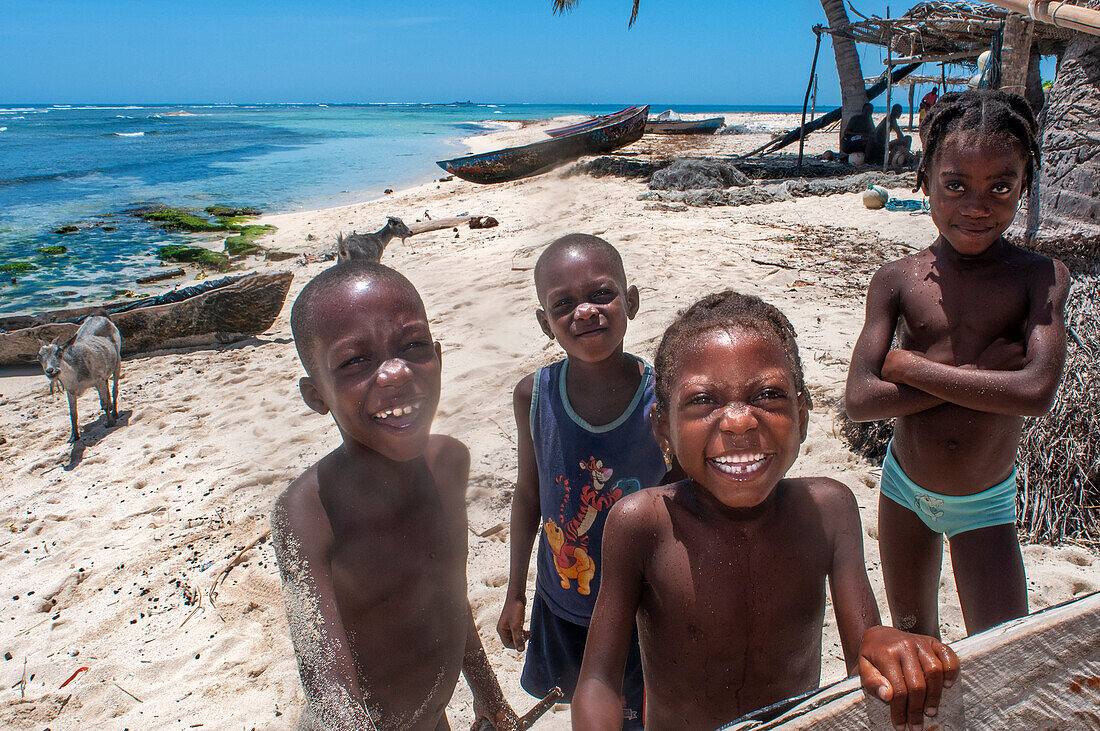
272, 262, 516, 730
497, 235, 670, 728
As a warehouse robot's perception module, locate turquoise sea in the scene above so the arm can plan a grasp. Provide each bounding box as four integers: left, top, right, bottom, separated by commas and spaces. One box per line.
0, 103, 801, 316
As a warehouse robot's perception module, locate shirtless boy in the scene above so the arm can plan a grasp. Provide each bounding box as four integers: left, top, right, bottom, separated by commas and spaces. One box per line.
845, 89, 1070, 637
574, 291, 958, 731
272, 262, 517, 730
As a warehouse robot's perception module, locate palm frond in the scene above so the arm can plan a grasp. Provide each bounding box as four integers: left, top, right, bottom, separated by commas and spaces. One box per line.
551, 0, 642, 27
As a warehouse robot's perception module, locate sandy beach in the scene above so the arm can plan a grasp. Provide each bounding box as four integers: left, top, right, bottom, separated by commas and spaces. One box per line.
2, 116, 1097, 730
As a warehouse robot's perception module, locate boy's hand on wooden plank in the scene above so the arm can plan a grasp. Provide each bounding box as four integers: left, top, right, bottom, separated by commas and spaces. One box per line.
496, 598, 529, 651
858, 625, 960, 731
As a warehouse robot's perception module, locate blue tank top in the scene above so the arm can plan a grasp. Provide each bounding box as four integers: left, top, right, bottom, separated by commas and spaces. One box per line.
531, 356, 667, 625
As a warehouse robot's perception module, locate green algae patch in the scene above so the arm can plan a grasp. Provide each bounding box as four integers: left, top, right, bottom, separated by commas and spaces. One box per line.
36, 245, 68, 255
158, 244, 230, 271
53, 225, 79, 235
206, 205, 261, 218
224, 224, 276, 256
142, 208, 227, 233
0, 261, 36, 273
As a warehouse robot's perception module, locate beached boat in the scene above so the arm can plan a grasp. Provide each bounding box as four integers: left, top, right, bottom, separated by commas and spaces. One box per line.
644, 116, 725, 135
0, 271, 293, 366
437, 105, 649, 184
544, 106, 643, 138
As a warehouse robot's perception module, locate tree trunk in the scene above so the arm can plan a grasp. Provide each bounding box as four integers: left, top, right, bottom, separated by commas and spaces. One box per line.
821, 0, 868, 138
1033, 4, 1100, 260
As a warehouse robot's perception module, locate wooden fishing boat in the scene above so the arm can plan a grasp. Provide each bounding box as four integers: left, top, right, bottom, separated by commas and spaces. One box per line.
644, 116, 725, 134
0, 271, 293, 366
544, 106, 643, 138
721, 591, 1100, 730
437, 105, 649, 184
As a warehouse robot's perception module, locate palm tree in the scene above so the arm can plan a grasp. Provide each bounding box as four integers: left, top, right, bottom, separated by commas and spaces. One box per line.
1033, 0, 1100, 248
551, 0, 870, 126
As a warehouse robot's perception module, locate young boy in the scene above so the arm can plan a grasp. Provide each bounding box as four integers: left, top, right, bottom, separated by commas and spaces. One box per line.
574, 291, 958, 731
272, 262, 518, 731
496, 235, 669, 729
845, 89, 1070, 638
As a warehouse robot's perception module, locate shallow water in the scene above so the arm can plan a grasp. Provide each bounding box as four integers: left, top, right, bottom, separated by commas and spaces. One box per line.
0, 103, 801, 316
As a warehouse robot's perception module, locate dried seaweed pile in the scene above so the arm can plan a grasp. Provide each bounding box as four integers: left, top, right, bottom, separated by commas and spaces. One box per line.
1018, 275, 1100, 546
836, 404, 894, 466
765, 222, 917, 298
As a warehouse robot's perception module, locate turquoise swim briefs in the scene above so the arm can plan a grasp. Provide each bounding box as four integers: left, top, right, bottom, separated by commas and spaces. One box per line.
880, 442, 1017, 539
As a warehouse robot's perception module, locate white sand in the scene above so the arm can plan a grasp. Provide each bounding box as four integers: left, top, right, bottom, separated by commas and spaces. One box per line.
1, 118, 1096, 730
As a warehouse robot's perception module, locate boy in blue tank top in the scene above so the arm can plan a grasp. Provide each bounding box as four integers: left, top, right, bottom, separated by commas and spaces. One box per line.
496, 234, 671, 729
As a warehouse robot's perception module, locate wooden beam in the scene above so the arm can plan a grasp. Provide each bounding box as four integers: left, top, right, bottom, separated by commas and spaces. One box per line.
885, 50, 983, 65
721, 592, 1100, 730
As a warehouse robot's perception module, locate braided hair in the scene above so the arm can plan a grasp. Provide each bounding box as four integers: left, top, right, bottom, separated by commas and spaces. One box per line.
915, 88, 1040, 193
653, 290, 809, 415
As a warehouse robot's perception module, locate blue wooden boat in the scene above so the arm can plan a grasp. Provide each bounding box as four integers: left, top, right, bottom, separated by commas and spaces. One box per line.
545, 106, 643, 138
437, 105, 649, 184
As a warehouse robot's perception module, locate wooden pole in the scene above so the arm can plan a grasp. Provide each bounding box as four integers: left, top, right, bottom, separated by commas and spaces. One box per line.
884, 7, 892, 172
798, 28, 823, 169
810, 75, 818, 123
908, 83, 915, 130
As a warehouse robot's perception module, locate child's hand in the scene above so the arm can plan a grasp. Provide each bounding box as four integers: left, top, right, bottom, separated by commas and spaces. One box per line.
975, 337, 1028, 371
858, 625, 960, 731
496, 598, 529, 651
880, 349, 918, 385
472, 698, 521, 731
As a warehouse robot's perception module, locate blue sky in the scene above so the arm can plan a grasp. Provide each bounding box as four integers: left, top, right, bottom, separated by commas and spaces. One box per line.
0, 0, 1052, 105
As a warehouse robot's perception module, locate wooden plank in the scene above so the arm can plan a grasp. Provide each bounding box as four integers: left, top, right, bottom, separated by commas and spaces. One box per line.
722, 592, 1100, 729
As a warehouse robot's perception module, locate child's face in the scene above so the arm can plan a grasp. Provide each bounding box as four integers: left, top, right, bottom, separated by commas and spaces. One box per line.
300, 278, 441, 462
655, 327, 808, 509
535, 249, 639, 363
923, 131, 1027, 256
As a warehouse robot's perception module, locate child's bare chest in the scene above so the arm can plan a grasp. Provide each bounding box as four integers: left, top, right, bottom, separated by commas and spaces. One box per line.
643, 519, 829, 646
899, 266, 1030, 357
325, 491, 467, 618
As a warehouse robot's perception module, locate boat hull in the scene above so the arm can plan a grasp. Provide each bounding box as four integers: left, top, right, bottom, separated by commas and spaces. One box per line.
545, 106, 642, 138
644, 117, 725, 135
437, 105, 649, 184
0, 271, 293, 366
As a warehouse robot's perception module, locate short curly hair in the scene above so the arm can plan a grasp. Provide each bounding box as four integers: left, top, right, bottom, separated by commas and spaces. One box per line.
915, 88, 1040, 193
653, 290, 809, 414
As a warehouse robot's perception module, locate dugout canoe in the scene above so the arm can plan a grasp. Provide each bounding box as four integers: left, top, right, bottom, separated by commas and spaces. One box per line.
0, 271, 293, 366
721, 591, 1100, 730
437, 105, 648, 184
644, 116, 725, 134
544, 106, 643, 137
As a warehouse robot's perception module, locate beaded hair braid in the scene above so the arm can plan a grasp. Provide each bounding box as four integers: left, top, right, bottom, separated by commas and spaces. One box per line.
914, 88, 1041, 193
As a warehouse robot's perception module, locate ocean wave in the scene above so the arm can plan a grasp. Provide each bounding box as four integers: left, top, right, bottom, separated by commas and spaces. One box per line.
112, 131, 145, 137
0, 127, 7, 133
71, 106, 145, 110
0, 107, 36, 114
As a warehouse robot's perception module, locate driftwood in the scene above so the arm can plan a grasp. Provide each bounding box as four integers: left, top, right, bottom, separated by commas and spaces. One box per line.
722, 592, 1100, 730
406, 215, 498, 236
